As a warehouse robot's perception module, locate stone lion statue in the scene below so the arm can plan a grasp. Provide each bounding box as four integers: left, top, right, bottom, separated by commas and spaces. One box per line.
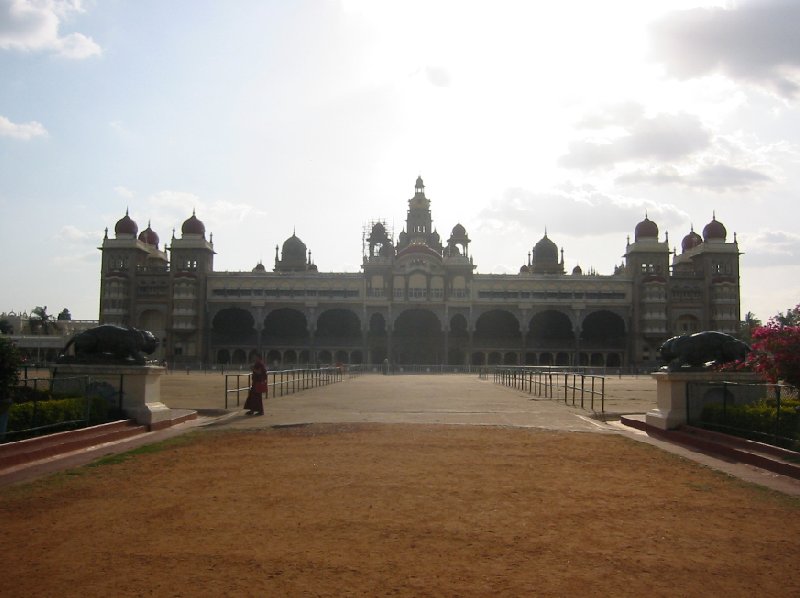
658, 331, 750, 371
58, 325, 159, 365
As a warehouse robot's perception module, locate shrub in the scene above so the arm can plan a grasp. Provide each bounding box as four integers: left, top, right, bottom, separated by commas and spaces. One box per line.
11, 385, 53, 404
746, 311, 800, 389
7, 396, 110, 435
701, 399, 800, 450
0, 336, 21, 402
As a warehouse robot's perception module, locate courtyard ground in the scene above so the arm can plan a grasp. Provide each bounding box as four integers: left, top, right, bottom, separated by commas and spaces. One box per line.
2, 372, 799, 596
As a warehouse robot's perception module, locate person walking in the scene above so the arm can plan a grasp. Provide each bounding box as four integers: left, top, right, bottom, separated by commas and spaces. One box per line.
244, 357, 267, 416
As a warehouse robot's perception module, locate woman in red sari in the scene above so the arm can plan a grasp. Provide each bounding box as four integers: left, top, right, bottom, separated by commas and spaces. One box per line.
244, 358, 267, 416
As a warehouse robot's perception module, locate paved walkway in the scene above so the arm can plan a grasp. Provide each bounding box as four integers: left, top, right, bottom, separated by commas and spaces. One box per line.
214, 374, 611, 432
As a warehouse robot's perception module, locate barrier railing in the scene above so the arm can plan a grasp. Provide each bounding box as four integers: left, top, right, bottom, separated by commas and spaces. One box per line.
490, 366, 606, 414
4, 375, 124, 442
686, 380, 799, 450
223, 366, 346, 409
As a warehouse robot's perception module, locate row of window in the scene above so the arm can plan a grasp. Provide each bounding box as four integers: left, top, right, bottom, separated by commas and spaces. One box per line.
478, 291, 627, 300
211, 288, 360, 298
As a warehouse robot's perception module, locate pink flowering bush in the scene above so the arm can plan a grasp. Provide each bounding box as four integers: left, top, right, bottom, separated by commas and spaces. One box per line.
745, 305, 800, 389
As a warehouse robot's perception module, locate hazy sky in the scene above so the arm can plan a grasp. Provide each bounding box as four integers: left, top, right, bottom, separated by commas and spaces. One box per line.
1, 0, 799, 321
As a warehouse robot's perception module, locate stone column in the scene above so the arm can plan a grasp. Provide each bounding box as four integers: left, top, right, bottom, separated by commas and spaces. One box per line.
53, 364, 171, 427
646, 370, 762, 430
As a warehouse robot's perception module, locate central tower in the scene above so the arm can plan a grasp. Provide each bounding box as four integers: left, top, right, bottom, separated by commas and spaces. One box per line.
397, 176, 442, 253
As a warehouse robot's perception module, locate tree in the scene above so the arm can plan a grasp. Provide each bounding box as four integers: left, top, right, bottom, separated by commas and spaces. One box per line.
0, 336, 21, 401
0, 336, 21, 439
773, 305, 800, 327
57, 308, 72, 321
30, 306, 57, 335
0, 319, 12, 335
739, 311, 762, 345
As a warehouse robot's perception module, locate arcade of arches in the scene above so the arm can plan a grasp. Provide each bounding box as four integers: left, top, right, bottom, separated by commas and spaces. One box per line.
211, 307, 625, 368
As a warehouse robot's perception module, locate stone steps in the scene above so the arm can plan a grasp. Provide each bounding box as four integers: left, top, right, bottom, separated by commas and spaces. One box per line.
0, 420, 147, 469
620, 415, 800, 480
0, 410, 197, 471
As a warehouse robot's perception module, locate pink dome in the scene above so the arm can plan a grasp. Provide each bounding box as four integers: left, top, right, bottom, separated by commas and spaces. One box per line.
681, 228, 702, 252
634, 216, 658, 241
702, 215, 727, 241
138, 222, 159, 247
181, 211, 206, 236
114, 210, 138, 237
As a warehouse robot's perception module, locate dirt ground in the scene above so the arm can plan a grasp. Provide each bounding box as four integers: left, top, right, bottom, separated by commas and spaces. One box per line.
2, 423, 799, 597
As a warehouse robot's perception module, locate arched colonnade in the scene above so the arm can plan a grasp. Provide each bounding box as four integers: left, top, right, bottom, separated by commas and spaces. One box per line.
209, 305, 628, 368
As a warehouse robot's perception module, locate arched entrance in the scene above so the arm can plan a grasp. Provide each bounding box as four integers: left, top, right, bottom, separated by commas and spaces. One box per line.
526, 310, 575, 364
316, 309, 361, 363
448, 314, 469, 365
581, 310, 626, 366
212, 308, 256, 345
393, 309, 443, 364
475, 309, 520, 351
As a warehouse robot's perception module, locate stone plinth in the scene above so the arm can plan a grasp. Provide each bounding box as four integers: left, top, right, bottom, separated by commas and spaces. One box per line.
647, 370, 762, 431
53, 364, 170, 427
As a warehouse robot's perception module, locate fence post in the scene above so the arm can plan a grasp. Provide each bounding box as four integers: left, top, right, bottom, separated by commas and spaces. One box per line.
775, 385, 782, 447
601, 377, 605, 414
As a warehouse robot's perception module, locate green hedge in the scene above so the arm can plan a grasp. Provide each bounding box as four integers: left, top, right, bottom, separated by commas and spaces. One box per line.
11, 385, 53, 404
7, 396, 110, 434
701, 399, 800, 450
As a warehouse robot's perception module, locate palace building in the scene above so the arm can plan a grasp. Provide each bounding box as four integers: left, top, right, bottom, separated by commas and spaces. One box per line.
98, 176, 741, 369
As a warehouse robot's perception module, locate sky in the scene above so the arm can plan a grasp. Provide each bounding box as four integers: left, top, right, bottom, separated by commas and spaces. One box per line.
1, 0, 799, 322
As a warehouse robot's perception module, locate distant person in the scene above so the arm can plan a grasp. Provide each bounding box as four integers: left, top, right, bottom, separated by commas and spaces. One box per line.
244, 358, 267, 416
382, 357, 389, 375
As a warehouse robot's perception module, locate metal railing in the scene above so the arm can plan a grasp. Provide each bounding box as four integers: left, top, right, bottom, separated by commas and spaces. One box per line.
686, 380, 799, 450
3, 375, 122, 442
489, 366, 606, 414
223, 366, 347, 409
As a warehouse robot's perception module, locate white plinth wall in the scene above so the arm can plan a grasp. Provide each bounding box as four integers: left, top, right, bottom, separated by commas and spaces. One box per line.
647, 370, 762, 431
53, 364, 170, 427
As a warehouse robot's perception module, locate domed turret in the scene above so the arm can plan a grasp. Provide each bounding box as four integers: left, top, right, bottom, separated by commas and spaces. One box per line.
533, 234, 558, 261
252, 262, 266, 273
181, 210, 206, 236
702, 214, 727, 241
282, 233, 307, 261
634, 215, 658, 241
274, 232, 310, 272
681, 226, 702, 253
519, 264, 530, 274
531, 232, 564, 274
572, 264, 583, 276
114, 209, 138, 237
138, 221, 159, 247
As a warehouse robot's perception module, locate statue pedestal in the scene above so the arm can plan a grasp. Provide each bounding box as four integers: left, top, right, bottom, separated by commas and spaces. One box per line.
646, 370, 762, 431
53, 364, 170, 427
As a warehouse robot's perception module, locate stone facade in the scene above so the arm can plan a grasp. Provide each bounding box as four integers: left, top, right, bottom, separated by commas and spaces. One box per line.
97, 177, 741, 369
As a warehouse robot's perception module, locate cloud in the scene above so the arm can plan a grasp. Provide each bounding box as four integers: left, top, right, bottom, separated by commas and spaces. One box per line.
650, 0, 800, 99
477, 185, 687, 239
560, 111, 711, 170
0, 0, 101, 59
739, 229, 800, 266
57, 224, 97, 242
53, 249, 97, 267
424, 66, 451, 88
113, 186, 134, 199
575, 102, 646, 129
0, 114, 47, 139
616, 163, 772, 191
131, 190, 269, 242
